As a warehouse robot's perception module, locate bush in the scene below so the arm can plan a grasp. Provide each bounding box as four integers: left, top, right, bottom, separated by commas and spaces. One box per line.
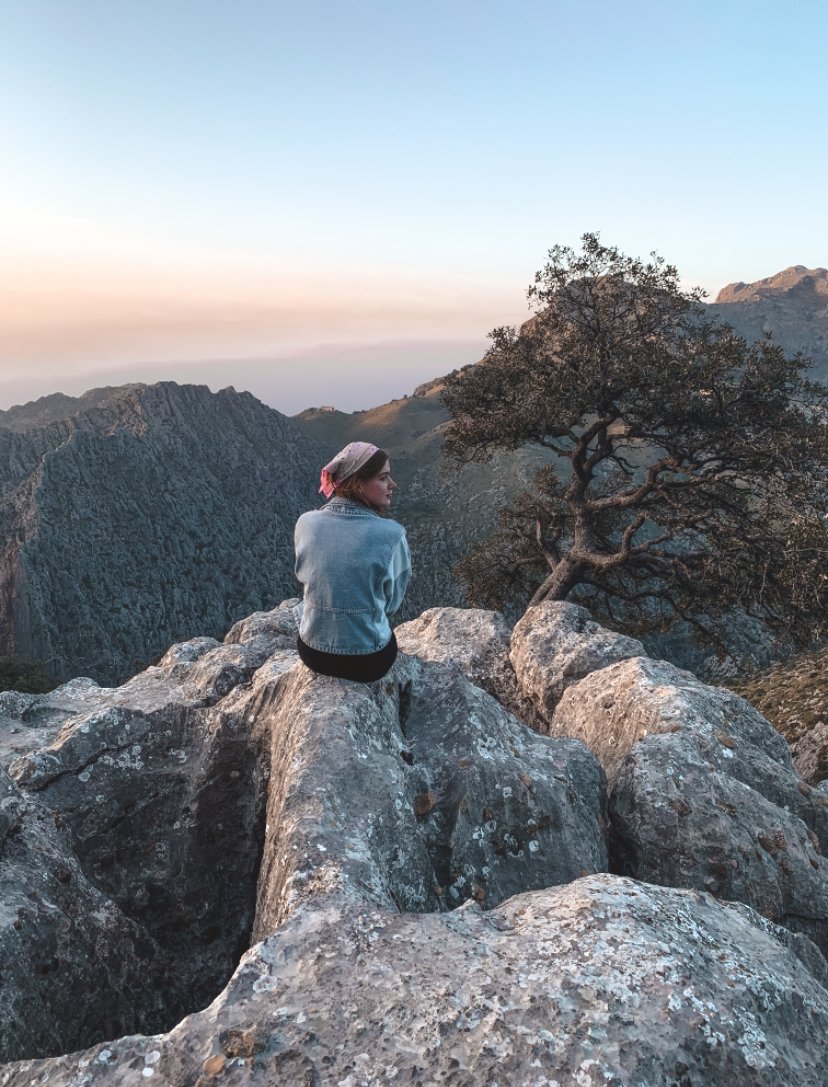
0, 655, 59, 694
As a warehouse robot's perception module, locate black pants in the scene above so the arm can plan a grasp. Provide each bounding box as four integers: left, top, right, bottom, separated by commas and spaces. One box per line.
296, 632, 398, 683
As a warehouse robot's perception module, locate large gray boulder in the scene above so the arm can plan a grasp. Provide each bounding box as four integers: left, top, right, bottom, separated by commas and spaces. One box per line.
0, 605, 608, 1064
552, 655, 828, 954
251, 652, 607, 932
0, 606, 301, 1063
395, 605, 518, 707
510, 601, 644, 724
4, 875, 828, 1087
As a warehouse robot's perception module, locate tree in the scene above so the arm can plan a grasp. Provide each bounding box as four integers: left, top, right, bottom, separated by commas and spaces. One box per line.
0, 654, 57, 694
441, 233, 828, 653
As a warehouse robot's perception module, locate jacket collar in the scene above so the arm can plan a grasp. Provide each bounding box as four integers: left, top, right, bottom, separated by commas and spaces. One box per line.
322, 497, 379, 517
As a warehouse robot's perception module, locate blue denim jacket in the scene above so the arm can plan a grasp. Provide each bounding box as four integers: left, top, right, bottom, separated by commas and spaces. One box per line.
294, 497, 411, 655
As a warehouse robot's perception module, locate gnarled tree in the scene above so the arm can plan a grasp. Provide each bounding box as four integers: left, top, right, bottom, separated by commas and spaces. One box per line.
442, 234, 828, 652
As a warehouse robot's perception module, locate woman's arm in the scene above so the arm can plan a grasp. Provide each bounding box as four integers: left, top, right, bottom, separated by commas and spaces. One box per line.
383, 533, 412, 615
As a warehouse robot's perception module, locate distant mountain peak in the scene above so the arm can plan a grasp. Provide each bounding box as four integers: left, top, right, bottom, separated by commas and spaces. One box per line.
715, 265, 828, 305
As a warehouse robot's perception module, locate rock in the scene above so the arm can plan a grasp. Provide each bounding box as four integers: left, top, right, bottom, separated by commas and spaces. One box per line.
552, 655, 828, 954
394, 606, 517, 706
1, 624, 303, 1063
510, 601, 644, 724
0, 678, 112, 770
252, 652, 608, 931
4, 600, 827, 1081
0, 622, 607, 1064
791, 721, 828, 787
223, 599, 300, 646
4, 875, 828, 1086
0, 768, 25, 842
0, 770, 183, 1063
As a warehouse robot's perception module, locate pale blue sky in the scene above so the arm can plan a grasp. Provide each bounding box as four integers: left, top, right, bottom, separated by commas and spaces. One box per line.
1, 0, 826, 413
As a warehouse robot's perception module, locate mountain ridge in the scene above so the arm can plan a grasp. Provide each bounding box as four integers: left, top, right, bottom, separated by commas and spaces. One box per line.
0, 381, 325, 684
1, 264, 825, 683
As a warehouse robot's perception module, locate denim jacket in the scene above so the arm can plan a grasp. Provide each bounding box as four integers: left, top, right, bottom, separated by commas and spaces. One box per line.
293, 497, 411, 655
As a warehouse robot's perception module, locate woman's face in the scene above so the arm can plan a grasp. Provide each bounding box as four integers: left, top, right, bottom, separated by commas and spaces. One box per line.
360, 460, 396, 509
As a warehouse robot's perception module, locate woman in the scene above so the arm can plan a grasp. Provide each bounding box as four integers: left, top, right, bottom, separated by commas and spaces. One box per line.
293, 441, 411, 682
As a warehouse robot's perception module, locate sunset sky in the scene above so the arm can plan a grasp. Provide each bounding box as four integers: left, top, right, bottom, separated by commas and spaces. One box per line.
2, 0, 826, 414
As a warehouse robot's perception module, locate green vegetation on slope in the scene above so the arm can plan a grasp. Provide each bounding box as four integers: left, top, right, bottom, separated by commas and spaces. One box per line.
0, 654, 58, 694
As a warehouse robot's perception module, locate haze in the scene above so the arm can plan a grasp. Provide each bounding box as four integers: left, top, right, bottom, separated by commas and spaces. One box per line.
2, 0, 826, 414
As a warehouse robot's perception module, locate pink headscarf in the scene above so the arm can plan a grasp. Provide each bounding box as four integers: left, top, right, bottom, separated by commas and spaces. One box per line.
319, 442, 380, 498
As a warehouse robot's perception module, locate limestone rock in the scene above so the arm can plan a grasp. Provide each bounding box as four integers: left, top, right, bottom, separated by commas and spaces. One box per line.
3, 600, 827, 1081
251, 652, 608, 931
223, 598, 300, 646
0, 613, 607, 1064
0, 678, 113, 769
510, 600, 644, 724
0, 768, 25, 842
4, 876, 828, 1086
552, 655, 828, 953
0, 770, 183, 1063
1, 612, 304, 1062
395, 606, 517, 706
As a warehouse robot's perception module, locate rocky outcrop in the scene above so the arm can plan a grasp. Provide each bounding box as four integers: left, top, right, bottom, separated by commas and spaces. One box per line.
510, 600, 644, 722
5, 875, 828, 1087
395, 606, 518, 707
1, 600, 827, 1082
550, 653, 828, 954
0, 767, 184, 1061
0, 601, 608, 1066
0, 382, 325, 685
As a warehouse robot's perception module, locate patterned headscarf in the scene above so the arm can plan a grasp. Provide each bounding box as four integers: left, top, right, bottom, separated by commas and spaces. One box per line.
319, 442, 380, 498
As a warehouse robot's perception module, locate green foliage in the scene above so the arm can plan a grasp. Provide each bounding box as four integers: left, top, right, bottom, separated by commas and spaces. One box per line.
443, 233, 828, 650
0, 654, 58, 694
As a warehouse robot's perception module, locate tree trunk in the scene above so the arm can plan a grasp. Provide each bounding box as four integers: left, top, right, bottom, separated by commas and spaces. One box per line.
528, 556, 584, 606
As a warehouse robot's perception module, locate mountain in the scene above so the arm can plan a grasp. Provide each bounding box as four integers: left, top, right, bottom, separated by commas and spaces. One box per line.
1, 265, 824, 686
711, 265, 828, 383
0, 382, 324, 684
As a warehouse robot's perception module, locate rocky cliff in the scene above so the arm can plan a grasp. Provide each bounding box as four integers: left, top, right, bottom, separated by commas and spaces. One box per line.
1, 601, 827, 1084
0, 382, 325, 685
713, 265, 828, 384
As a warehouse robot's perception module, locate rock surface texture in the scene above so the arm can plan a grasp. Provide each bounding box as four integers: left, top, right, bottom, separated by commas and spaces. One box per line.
5, 876, 828, 1087
1, 601, 827, 1084
552, 653, 828, 954
395, 606, 519, 709
510, 601, 644, 724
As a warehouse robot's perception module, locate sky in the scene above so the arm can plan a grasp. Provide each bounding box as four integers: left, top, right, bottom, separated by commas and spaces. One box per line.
1, 0, 827, 415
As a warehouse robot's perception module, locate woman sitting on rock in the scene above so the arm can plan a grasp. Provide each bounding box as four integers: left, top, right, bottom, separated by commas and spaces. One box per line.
293, 441, 411, 682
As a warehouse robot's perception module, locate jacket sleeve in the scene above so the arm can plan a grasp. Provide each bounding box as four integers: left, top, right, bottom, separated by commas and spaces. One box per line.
383, 532, 412, 615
